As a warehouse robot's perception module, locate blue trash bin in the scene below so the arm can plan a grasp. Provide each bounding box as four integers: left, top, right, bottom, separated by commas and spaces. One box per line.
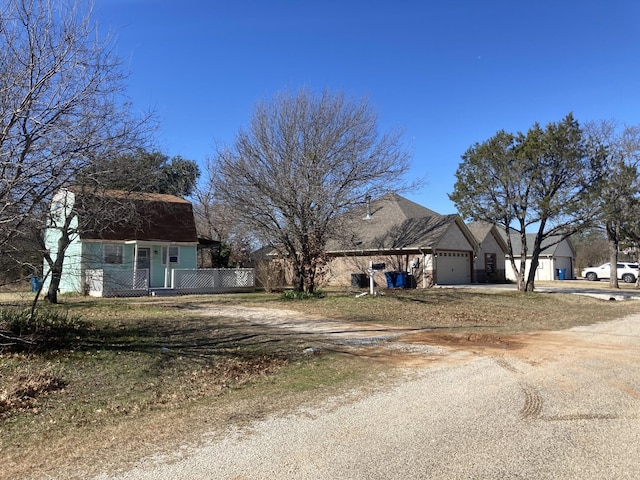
395, 272, 408, 288
557, 269, 565, 280
30, 276, 43, 292
384, 272, 397, 288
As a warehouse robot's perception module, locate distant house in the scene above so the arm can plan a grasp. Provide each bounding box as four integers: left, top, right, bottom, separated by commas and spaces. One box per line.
466, 222, 508, 282
325, 193, 479, 287
44, 188, 253, 297
498, 229, 575, 281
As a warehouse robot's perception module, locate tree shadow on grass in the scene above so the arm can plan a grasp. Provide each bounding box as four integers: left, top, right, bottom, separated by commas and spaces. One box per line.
2, 312, 331, 363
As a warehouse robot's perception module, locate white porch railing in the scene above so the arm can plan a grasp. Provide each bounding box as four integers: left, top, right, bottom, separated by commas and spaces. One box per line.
172, 268, 255, 294
85, 269, 149, 297
85, 268, 254, 297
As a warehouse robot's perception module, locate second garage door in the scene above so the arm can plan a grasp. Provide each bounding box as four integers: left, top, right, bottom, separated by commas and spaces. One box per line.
437, 251, 471, 284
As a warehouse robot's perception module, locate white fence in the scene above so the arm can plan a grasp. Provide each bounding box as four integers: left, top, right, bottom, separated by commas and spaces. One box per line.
85, 269, 150, 297
172, 268, 255, 294
85, 268, 254, 297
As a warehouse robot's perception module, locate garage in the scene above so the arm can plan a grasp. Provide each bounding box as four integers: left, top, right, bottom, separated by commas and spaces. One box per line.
436, 251, 472, 284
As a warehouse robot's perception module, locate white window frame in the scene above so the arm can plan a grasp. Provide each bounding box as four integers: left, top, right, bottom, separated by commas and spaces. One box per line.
161, 246, 180, 265
104, 244, 124, 265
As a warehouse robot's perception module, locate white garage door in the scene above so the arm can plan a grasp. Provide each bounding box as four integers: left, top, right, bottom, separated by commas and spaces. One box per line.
437, 251, 471, 284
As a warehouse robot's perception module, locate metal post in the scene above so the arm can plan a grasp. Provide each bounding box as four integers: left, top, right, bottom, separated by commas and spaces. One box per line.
164, 244, 170, 288
369, 260, 374, 295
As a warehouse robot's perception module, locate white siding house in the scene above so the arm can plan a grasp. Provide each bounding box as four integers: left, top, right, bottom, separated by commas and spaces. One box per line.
501, 230, 575, 281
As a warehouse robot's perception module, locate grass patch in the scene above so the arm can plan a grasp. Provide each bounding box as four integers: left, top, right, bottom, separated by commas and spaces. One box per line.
1, 287, 640, 479
273, 287, 640, 333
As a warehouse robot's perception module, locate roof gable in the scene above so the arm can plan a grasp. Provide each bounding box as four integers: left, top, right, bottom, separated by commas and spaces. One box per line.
467, 222, 493, 243
467, 221, 509, 253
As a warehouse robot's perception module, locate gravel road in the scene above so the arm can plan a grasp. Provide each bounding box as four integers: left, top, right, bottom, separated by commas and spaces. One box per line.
96, 311, 640, 480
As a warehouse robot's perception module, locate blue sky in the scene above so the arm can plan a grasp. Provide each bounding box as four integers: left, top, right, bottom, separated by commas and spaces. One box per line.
93, 0, 640, 214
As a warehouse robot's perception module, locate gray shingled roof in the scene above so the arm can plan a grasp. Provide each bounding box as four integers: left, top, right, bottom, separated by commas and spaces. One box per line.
467, 221, 509, 253
497, 228, 568, 257
328, 193, 472, 253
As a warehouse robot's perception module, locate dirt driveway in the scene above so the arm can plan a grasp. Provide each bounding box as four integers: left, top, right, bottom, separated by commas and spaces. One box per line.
99, 306, 640, 480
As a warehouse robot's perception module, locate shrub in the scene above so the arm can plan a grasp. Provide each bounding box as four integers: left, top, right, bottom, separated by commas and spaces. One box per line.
0, 308, 83, 335
281, 290, 326, 300
0, 308, 87, 351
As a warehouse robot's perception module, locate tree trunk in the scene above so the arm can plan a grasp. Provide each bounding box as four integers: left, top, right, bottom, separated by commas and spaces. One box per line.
45, 246, 69, 304
292, 261, 305, 292
636, 247, 640, 289
515, 266, 526, 292
606, 220, 620, 289
45, 264, 62, 304
525, 247, 542, 292
517, 230, 529, 292
305, 262, 317, 293
44, 215, 74, 304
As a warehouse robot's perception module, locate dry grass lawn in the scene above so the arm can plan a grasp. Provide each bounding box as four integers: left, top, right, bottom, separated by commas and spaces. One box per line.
1, 286, 640, 479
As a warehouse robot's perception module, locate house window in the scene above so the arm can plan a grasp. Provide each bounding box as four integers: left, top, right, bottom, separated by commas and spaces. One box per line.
104, 244, 124, 265
161, 246, 180, 265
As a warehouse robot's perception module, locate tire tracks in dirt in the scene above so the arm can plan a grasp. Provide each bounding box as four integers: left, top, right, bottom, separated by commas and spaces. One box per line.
193, 305, 640, 425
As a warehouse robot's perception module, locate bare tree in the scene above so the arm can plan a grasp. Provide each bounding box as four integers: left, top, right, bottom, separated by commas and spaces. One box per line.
210, 88, 413, 293
193, 159, 254, 267
0, 0, 152, 298
571, 229, 610, 272
584, 120, 640, 288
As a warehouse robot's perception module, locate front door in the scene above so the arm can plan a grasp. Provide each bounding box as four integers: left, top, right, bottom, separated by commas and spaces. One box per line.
136, 248, 151, 287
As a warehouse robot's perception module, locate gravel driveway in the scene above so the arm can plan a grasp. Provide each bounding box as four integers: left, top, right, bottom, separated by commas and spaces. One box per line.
96, 309, 640, 480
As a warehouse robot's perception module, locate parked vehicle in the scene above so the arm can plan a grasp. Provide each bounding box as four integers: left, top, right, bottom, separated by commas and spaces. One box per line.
581, 262, 639, 283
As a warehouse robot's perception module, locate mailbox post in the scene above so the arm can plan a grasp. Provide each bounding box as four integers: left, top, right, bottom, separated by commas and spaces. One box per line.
368, 261, 385, 295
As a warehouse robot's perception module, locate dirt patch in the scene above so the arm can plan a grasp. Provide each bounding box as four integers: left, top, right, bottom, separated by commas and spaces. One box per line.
401, 331, 523, 350
324, 332, 526, 369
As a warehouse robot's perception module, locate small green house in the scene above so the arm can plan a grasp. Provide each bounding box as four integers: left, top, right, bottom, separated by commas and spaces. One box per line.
44, 188, 199, 296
